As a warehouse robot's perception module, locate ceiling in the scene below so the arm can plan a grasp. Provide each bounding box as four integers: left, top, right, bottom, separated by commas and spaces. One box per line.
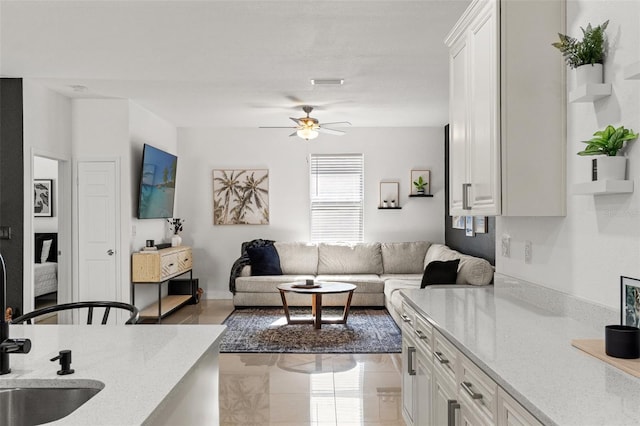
0, 0, 470, 128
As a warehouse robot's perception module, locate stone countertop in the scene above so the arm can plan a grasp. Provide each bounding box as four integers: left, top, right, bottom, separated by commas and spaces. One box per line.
0, 324, 226, 425
401, 274, 640, 426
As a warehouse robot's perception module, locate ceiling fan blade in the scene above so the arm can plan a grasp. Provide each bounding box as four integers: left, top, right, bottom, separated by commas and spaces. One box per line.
320, 121, 352, 127
290, 117, 302, 125
259, 126, 298, 129
289, 131, 298, 137
317, 127, 346, 136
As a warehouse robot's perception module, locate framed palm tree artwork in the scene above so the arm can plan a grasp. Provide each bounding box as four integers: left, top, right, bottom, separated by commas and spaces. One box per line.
213, 169, 269, 225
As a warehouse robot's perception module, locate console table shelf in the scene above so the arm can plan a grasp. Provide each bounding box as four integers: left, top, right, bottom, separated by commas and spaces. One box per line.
131, 246, 196, 323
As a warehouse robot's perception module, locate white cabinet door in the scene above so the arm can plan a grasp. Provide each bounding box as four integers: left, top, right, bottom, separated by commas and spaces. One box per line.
449, 35, 468, 214
497, 388, 543, 426
416, 347, 433, 426
402, 336, 417, 425
467, 0, 500, 215
433, 368, 458, 426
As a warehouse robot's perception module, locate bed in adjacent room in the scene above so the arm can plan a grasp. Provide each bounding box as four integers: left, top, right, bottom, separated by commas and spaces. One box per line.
34, 233, 58, 298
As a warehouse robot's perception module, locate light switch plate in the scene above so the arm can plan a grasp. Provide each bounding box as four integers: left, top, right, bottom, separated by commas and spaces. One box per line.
0, 226, 11, 240
501, 235, 510, 258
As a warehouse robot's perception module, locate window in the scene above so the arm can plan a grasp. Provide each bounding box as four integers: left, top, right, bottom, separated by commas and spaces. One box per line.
309, 154, 364, 243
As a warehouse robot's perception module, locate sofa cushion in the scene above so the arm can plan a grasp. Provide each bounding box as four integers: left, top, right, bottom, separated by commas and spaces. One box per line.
424, 244, 493, 286
317, 243, 383, 275
274, 242, 319, 275
236, 275, 315, 293
421, 259, 460, 288
315, 274, 384, 293
380, 273, 423, 282
247, 245, 282, 276
381, 241, 431, 274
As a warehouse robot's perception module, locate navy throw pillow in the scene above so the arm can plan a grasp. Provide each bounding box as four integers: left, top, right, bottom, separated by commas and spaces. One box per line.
247, 245, 283, 276
420, 259, 460, 288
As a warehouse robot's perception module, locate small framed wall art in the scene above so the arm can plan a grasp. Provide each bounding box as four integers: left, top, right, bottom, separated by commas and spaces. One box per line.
465, 216, 475, 237
379, 181, 400, 208
34, 179, 53, 217
410, 169, 430, 195
475, 216, 488, 234
452, 216, 465, 230
621, 276, 640, 327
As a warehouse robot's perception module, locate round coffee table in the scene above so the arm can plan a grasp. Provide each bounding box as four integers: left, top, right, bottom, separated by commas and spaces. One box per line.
277, 281, 357, 329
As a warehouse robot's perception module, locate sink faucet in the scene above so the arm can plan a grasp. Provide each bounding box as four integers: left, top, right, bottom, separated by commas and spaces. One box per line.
0, 253, 32, 375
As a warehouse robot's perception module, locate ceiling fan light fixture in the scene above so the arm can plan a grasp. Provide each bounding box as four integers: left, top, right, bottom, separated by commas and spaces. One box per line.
310, 79, 344, 85
297, 128, 319, 140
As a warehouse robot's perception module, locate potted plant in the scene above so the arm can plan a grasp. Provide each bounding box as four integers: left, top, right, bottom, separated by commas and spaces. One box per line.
552, 20, 608, 86
167, 217, 185, 247
578, 125, 638, 181
413, 176, 428, 195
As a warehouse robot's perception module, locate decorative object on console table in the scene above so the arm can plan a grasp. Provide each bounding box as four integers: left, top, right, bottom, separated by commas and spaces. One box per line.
34, 179, 53, 217
167, 217, 185, 247
379, 181, 401, 209
578, 125, 638, 181
410, 169, 430, 196
465, 216, 474, 237
213, 169, 269, 225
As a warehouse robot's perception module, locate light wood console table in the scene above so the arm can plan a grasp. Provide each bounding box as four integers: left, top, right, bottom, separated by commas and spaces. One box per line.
131, 246, 195, 322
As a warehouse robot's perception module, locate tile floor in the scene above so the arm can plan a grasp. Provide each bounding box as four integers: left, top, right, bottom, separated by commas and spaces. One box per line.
161, 300, 406, 426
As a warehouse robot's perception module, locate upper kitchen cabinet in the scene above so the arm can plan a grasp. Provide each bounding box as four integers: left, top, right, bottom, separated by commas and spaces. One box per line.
446, 0, 566, 216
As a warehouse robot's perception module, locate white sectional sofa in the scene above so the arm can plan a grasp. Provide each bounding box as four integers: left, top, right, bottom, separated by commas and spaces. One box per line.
232, 241, 494, 325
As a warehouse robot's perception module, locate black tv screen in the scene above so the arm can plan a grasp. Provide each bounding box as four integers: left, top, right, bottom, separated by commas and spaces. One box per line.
137, 144, 177, 219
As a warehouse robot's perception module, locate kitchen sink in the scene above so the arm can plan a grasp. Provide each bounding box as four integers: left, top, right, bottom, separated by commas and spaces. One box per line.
0, 384, 102, 425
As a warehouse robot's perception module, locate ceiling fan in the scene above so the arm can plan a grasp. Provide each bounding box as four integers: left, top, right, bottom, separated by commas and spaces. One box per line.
260, 106, 351, 140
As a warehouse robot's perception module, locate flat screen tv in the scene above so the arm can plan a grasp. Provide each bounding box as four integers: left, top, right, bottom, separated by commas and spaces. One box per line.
137, 144, 177, 219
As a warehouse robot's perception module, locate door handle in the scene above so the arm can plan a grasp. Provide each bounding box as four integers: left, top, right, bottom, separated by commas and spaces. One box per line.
462, 183, 472, 210
107, 249, 114, 256
407, 346, 416, 376
447, 399, 460, 426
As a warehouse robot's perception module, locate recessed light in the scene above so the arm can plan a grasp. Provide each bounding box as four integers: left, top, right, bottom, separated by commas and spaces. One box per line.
311, 79, 344, 85
69, 85, 88, 93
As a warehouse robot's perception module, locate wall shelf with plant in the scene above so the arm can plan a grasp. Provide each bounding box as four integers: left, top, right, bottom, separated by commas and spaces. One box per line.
624, 62, 640, 80
553, 20, 611, 103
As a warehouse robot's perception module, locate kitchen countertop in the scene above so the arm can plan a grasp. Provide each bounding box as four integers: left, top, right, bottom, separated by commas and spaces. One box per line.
0, 324, 226, 425
401, 273, 640, 426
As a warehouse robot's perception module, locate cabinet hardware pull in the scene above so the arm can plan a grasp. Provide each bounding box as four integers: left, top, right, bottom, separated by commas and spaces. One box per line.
168, 263, 174, 267
434, 351, 449, 364
461, 381, 483, 400
414, 329, 427, 340
401, 314, 411, 323
447, 399, 460, 426
462, 183, 472, 210
408, 346, 416, 376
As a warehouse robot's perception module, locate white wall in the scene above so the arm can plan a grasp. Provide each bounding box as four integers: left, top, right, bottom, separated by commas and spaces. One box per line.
177, 127, 445, 299
22, 80, 72, 310
496, 0, 640, 310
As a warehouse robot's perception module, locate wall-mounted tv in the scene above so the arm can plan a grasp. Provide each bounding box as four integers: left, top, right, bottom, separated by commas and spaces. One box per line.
137, 144, 177, 219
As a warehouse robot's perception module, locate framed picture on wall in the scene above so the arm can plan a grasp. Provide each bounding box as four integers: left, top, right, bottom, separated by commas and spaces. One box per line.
452, 216, 465, 230
410, 170, 431, 195
465, 216, 475, 237
621, 276, 640, 327
379, 181, 400, 208
34, 179, 53, 217
475, 216, 488, 234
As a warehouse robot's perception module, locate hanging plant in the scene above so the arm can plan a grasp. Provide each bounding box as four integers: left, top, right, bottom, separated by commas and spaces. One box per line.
552, 20, 608, 69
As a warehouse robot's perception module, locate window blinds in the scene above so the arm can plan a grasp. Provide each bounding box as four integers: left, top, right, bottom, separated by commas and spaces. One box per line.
310, 154, 364, 243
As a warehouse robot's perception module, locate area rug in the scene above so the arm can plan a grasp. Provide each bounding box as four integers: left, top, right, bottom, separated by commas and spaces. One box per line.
219, 307, 401, 354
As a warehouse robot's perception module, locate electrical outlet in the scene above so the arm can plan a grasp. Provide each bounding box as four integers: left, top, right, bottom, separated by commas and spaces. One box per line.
525, 240, 532, 264
501, 235, 510, 258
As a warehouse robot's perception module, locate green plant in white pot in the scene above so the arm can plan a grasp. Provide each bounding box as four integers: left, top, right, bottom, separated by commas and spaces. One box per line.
578, 125, 638, 181
552, 20, 608, 86
413, 176, 428, 195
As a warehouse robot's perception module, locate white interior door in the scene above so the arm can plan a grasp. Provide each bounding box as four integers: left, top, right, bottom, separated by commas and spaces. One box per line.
77, 161, 119, 303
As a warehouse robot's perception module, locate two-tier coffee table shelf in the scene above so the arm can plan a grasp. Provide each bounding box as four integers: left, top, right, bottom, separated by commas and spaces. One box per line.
131, 246, 195, 323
